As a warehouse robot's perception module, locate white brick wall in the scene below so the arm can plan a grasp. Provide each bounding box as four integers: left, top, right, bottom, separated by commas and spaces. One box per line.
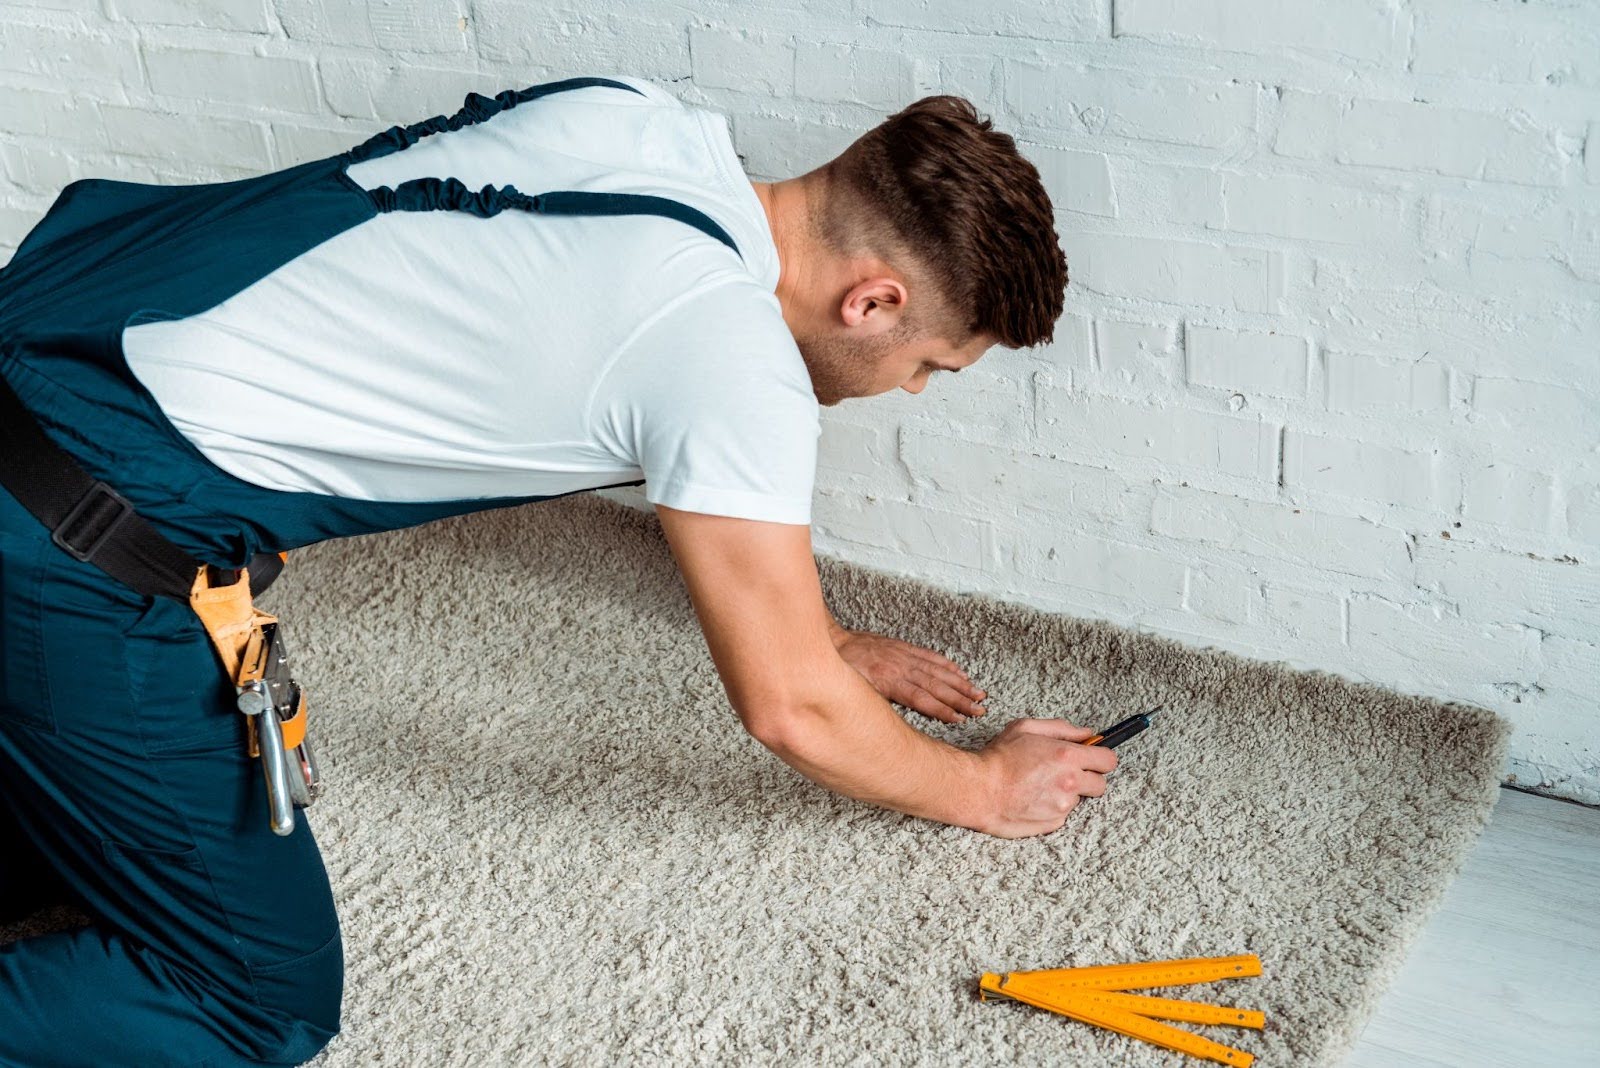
0, 1, 1595, 803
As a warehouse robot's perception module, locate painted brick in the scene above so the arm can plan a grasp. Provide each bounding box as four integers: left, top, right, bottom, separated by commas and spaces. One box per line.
1282, 430, 1453, 511
1538, 635, 1600, 703
900, 425, 1156, 525
1261, 584, 1344, 647
817, 419, 897, 482
144, 46, 321, 114
866, 350, 1030, 442
317, 55, 378, 119
1426, 195, 1600, 288
471, 7, 688, 80
271, 122, 366, 167
1014, 530, 1187, 606
1030, 311, 1094, 376
1143, 164, 1224, 229
1271, 90, 1342, 160
1, 143, 157, 188
1274, 89, 1569, 187
1325, 350, 1449, 415
106, 0, 271, 32
1348, 595, 1541, 688
1037, 383, 1280, 482
1150, 485, 1412, 582
101, 105, 271, 170
822, 497, 993, 572
1007, 63, 1255, 150
1113, 0, 1407, 67
0, 21, 142, 84
1026, 143, 1117, 219
731, 114, 859, 179
819, 434, 921, 508
1138, 621, 1283, 665
1573, 213, 1600, 286
1412, 0, 1600, 89
691, 27, 793, 97
146, 161, 260, 183
0, 143, 73, 190
939, 55, 998, 108
1186, 323, 1308, 398
0, 89, 104, 145
364, 69, 504, 125
1184, 563, 1255, 625
1064, 232, 1285, 313
1095, 318, 1181, 388
0, 204, 44, 248
1471, 377, 1600, 448
1309, 257, 1600, 388
278, 0, 466, 52
1414, 539, 1600, 636
1569, 484, 1600, 545
858, 0, 1104, 40
1213, 171, 1409, 247
795, 43, 913, 110
728, 0, 851, 16
1461, 463, 1556, 533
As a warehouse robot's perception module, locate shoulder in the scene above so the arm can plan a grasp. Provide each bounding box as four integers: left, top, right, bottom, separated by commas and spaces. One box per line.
640, 275, 804, 379
605, 272, 816, 420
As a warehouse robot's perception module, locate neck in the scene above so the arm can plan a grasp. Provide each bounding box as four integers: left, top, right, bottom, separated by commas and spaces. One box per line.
750, 177, 821, 338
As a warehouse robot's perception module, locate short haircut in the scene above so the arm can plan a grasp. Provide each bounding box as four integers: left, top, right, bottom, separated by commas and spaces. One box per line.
809, 95, 1068, 349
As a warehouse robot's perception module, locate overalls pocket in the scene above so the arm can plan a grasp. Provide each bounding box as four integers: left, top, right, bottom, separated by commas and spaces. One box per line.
121, 589, 244, 755
0, 525, 55, 734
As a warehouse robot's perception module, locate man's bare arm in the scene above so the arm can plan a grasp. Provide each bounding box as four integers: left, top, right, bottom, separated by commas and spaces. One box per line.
758, 647, 995, 831
653, 504, 995, 831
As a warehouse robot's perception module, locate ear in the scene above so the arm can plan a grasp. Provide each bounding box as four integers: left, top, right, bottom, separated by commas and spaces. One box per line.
840, 275, 909, 332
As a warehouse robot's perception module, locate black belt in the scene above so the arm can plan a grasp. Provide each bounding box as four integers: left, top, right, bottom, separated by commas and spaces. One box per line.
0, 368, 282, 602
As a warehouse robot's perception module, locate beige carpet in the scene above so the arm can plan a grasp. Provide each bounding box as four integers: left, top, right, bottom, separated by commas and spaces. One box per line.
6, 493, 1512, 1065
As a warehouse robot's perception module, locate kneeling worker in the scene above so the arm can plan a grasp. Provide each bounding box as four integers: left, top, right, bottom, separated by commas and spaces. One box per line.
0, 74, 1115, 1064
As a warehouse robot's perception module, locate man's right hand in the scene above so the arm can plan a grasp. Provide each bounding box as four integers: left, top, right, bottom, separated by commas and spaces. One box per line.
975, 719, 1120, 839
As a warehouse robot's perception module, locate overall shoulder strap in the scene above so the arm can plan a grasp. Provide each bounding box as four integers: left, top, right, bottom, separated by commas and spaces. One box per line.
363, 179, 742, 261
345, 77, 744, 261
344, 77, 647, 164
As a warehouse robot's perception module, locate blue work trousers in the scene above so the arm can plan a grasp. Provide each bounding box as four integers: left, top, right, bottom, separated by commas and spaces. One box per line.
0, 473, 343, 1066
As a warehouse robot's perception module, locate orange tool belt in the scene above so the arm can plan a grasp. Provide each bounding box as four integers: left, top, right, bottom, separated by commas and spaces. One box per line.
188, 553, 308, 756
188, 553, 322, 837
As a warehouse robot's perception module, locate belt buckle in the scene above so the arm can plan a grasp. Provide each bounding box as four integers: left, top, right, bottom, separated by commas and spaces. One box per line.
52, 480, 135, 563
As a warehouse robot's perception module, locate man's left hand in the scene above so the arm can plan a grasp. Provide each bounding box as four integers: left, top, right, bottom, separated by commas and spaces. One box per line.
831, 627, 988, 725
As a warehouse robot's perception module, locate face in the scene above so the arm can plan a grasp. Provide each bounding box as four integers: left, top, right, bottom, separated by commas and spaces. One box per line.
794, 319, 995, 408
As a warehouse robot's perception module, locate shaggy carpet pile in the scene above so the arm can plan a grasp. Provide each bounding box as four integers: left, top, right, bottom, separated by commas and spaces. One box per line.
4, 493, 1512, 1065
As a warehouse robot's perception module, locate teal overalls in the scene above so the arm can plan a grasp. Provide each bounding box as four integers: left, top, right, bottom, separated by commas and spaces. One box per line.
0, 76, 742, 1067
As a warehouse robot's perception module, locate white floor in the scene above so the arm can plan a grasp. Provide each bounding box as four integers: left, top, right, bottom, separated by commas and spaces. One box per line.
1343, 786, 1600, 1067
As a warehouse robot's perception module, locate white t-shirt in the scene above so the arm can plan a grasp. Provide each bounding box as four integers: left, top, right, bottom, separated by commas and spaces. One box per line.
122, 76, 821, 525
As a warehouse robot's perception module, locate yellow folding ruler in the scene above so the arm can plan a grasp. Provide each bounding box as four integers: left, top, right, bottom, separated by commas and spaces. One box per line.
979, 953, 1264, 1066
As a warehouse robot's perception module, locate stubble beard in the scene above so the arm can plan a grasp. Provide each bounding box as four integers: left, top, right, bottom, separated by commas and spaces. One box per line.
795, 329, 892, 408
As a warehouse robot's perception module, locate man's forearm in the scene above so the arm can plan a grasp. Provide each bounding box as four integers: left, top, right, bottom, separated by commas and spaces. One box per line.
757, 660, 992, 832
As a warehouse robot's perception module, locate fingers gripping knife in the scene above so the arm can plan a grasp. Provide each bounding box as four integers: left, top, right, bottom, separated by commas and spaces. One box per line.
188, 560, 322, 837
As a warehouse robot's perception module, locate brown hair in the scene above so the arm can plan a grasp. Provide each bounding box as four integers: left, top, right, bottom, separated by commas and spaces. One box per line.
809, 95, 1067, 349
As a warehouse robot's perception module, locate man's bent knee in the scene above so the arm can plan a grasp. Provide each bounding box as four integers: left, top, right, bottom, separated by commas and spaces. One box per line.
244, 930, 345, 1065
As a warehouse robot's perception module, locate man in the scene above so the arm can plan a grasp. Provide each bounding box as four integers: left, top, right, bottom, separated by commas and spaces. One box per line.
0, 75, 1116, 1064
